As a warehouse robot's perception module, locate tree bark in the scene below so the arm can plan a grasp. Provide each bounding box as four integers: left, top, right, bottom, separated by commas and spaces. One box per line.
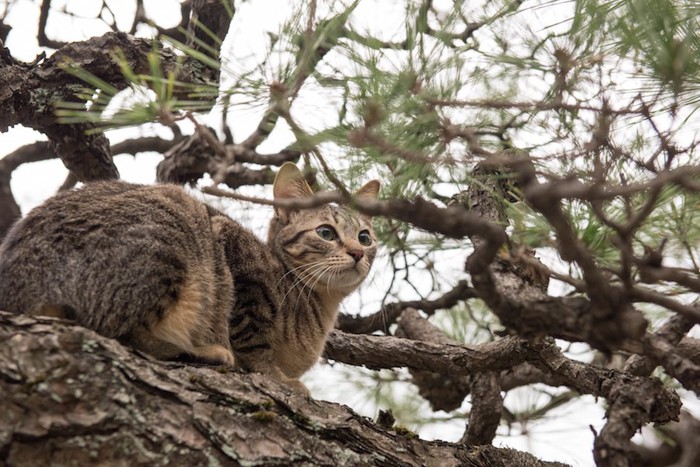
0, 311, 568, 467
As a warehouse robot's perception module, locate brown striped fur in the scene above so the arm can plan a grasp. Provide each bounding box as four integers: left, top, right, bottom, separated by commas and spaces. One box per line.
0, 163, 379, 393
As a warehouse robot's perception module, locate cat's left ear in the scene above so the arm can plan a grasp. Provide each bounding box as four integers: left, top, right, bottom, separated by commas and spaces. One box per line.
273, 163, 314, 223
273, 163, 315, 200
355, 180, 380, 200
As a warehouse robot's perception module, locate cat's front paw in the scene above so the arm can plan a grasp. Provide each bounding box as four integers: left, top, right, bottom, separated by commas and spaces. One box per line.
192, 344, 235, 366
283, 377, 310, 396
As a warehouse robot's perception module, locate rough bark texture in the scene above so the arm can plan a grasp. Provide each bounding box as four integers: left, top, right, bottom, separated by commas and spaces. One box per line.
0, 312, 567, 467
0, 32, 180, 181
156, 130, 297, 188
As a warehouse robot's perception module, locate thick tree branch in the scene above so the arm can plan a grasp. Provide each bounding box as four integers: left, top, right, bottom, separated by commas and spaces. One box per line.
448, 157, 684, 465
3, 0, 234, 181
1, 0, 235, 216
449, 163, 645, 353
326, 329, 679, 425
526, 341, 681, 466
0, 311, 567, 467
324, 330, 530, 376
0, 32, 199, 182
325, 325, 681, 464
624, 314, 697, 382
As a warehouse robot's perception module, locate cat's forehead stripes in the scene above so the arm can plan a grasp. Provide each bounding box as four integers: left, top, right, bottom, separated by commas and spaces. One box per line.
326, 206, 366, 230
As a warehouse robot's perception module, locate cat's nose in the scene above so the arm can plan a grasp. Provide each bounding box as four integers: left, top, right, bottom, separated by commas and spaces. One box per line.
347, 247, 364, 263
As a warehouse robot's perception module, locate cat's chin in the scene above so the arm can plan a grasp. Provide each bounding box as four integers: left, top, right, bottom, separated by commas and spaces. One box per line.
312, 268, 366, 295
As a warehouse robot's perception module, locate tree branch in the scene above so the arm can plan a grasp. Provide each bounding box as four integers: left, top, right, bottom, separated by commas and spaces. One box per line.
0, 142, 56, 238
395, 308, 471, 412
324, 330, 530, 376
37, 0, 67, 49
337, 280, 477, 335
0, 311, 567, 467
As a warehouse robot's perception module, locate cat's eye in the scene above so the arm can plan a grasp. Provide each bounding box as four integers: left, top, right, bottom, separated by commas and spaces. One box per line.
316, 225, 337, 241
358, 230, 372, 246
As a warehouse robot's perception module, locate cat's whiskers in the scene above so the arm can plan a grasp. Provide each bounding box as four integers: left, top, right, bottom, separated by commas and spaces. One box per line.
305, 257, 354, 310
299, 262, 338, 306
279, 260, 328, 309
304, 263, 346, 320
289, 264, 323, 304
324, 262, 343, 298
279, 267, 316, 308
288, 265, 330, 318
298, 266, 326, 310
307, 263, 336, 301
274, 261, 322, 289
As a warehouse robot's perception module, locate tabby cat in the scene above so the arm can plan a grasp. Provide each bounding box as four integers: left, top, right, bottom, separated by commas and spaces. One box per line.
0, 163, 380, 393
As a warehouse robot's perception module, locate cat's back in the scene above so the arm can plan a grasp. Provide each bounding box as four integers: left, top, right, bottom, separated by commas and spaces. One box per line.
0, 181, 211, 266
0, 181, 223, 338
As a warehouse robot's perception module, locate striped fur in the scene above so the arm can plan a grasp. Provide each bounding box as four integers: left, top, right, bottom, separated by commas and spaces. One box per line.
0, 164, 379, 393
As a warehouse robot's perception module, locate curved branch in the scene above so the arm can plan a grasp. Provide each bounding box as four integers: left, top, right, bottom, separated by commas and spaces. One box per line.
0, 142, 56, 238
337, 280, 477, 334
0, 32, 189, 181
37, 0, 67, 49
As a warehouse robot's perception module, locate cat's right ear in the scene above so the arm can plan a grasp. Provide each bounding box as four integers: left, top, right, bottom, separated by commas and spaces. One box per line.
273, 163, 314, 223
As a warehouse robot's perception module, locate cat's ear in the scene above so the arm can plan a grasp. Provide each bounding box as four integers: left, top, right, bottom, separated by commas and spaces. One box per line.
273, 163, 315, 200
273, 163, 314, 224
355, 180, 380, 200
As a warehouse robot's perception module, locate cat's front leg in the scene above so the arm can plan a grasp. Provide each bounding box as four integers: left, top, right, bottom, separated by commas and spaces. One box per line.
236, 351, 310, 395
270, 369, 310, 396
126, 326, 235, 366
281, 377, 310, 396
191, 343, 236, 365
